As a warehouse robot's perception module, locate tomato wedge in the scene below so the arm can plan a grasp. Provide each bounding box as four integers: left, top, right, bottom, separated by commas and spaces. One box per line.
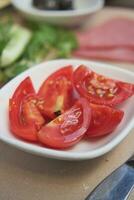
9, 77, 43, 142
73, 65, 134, 106
37, 98, 91, 149
37, 66, 74, 119
86, 104, 124, 137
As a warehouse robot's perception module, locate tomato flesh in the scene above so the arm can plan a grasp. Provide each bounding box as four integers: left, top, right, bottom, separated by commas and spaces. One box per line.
86, 104, 124, 137
73, 65, 134, 106
21, 94, 46, 131
37, 98, 91, 149
9, 77, 38, 141
38, 66, 74, 119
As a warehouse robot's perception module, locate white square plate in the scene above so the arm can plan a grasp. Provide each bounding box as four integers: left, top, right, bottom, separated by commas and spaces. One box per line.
0, 59, 134, 160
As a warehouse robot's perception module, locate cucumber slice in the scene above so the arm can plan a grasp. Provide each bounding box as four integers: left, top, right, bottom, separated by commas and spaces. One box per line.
0, 25, 32, 67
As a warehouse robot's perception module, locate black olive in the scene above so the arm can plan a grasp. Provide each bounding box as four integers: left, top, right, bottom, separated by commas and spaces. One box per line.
33, 0, 73, 10
58, 0, 73, 10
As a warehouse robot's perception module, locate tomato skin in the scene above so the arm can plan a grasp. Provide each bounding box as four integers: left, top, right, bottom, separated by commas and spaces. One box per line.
86, 104, 124, 137
9, 77, 38, 142
37, 66, 74, 119
73, 65, 134, 107
37, 98, 91, 149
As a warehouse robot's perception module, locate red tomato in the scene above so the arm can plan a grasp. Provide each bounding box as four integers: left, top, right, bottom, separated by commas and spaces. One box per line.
86, 104, 124, 137
73, 65, 134, 106
37, 66, 74, 119
37, 98, 91, 149
21, 94, 46, 131
9, 77, 42, 142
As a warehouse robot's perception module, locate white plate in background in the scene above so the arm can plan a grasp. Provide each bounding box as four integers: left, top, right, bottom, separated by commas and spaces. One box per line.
11, 0, 104, 26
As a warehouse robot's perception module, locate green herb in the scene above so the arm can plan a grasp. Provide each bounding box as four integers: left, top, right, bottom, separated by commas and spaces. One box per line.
0, 21, 11, 55
25, 22, 77, 61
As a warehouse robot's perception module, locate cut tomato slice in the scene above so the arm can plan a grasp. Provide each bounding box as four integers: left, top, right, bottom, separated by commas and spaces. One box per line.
86, 104, 124, 137
9, 77, 43, 142
73, 65, 134, 106
37, 66, 74, 119
37, 98, 91, 149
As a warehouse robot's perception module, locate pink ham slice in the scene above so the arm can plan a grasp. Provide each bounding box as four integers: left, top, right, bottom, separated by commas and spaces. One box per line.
74, 48, 134, 63
77, 18, 134, 49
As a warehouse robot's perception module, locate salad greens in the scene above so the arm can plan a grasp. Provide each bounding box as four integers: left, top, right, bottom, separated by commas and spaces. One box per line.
0, 20, 11, 55
0, 20, 78, 86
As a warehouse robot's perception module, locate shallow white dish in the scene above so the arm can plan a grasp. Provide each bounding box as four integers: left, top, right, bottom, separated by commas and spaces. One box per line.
11, 0, 104, 26
0, 59, 134, 161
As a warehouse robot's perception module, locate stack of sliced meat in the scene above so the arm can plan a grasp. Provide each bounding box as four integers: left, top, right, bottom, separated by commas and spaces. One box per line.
74, 18, 134, 63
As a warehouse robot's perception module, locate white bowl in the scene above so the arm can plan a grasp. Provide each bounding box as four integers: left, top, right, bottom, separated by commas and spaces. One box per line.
11, 0, 104, 26
0, 59, 134, 161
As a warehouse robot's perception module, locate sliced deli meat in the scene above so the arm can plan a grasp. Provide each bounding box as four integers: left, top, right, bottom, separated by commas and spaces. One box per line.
77, 18, 134, 49
74, 48, 134, 63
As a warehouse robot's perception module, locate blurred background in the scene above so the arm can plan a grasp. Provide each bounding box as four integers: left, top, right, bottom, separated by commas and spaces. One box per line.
1, 0, 134, 10
0, 0, 134, 86
105, 0, 134, 7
